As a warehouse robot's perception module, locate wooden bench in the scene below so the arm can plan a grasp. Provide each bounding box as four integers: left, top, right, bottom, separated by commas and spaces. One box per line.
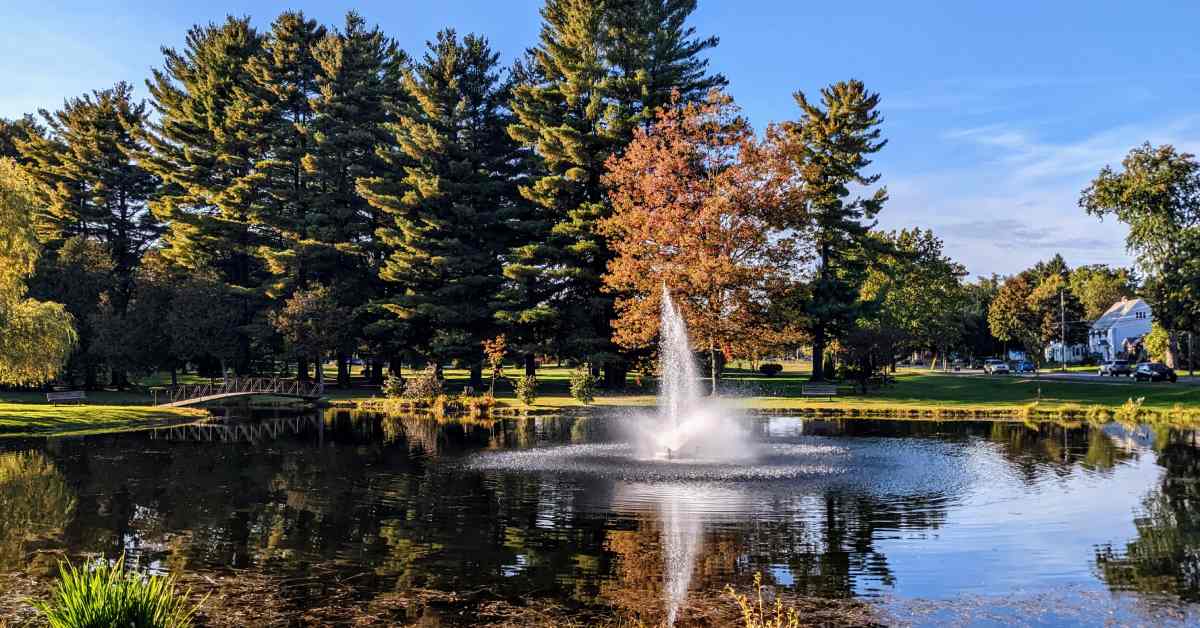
800, 384, 839, 399
46, 390, 86, 405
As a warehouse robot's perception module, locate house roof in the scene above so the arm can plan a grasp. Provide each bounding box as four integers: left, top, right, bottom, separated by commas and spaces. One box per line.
1091, 298, 1150, 332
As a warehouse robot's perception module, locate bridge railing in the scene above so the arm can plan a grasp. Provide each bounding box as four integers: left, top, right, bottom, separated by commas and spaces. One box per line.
159, 377, 324, 405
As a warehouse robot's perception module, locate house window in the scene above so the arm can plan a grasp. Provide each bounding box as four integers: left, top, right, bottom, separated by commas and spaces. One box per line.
1136, 311, 1146, 319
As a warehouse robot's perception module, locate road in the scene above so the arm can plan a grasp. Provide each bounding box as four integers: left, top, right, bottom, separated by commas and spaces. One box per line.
928, 368, 1200, 386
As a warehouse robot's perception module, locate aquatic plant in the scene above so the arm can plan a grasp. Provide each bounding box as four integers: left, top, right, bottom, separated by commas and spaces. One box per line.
35, 555, 204, 628
725, 573, 801, 628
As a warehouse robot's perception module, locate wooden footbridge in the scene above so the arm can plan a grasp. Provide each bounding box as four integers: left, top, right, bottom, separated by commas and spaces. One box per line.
155, 378, 325, 408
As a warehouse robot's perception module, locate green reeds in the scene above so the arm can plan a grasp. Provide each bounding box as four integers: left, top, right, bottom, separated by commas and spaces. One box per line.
34, 554, 204, 628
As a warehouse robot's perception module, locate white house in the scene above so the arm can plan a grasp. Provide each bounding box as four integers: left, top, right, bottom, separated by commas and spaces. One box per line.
1044, 341, 1087, 364
1088, 297, 1153, 361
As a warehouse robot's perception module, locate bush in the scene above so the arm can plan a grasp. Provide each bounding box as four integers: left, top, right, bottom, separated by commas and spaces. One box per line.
402, 365, 442, 403
36, 555, 203, 628
569, 367, 597, 405
758, 363, 783, 377
515, 375, 538, 406
382, 373, 405, 399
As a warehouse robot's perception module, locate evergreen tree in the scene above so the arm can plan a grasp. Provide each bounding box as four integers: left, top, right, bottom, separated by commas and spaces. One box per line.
19, 83, 160, 313
504, 0, 723, 384
140, 16, 269, 374
767, 80, 888, 381
0, 115, 41, 164
311, 12, 408, 385
360, 29, 520, 388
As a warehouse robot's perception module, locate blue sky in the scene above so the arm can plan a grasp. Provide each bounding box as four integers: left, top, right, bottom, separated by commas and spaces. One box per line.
3, 0, 1197, 277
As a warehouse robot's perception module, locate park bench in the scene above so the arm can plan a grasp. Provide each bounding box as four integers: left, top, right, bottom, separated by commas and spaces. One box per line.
800, 384, 839, 399
45, 390, 86, 405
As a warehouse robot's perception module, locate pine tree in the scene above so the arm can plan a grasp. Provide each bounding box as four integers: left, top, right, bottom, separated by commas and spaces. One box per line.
504, 0, 723, 384
140, 16, 269, 374
310, 12, 408, 385
0, 115, 41, 163
360, 29, 520, 388
242, 11, 326, 297
19, 82, 160, 313
767, 80, 888, 382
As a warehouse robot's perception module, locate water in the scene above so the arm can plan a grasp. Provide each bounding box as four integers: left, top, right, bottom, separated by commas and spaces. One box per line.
2, 413, 1200, 626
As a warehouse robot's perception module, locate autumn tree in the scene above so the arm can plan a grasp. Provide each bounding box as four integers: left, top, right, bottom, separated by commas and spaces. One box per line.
601, 91, 799, 392
503, 0, 725, 386
766, 80, 888, 381
987, 273, 1040, 363
1081, 143, 1200, 367
0, 158, 76, 385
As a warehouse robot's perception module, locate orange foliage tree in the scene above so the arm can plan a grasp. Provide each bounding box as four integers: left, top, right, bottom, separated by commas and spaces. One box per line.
601, 91, 804, 390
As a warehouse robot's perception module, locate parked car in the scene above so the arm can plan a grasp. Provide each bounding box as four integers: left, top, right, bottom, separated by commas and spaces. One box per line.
1133, 362, 1177, 383
1098, 360, 1132, 377
1013, 360, 1037, 374
983, 359, 1009, 375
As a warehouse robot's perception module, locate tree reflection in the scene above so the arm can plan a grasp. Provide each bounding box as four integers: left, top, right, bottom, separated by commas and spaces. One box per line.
1096, 431, 1200, 600
0, 450, 76, 571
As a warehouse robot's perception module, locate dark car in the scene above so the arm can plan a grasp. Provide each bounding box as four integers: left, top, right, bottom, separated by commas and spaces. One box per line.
1098, 360, 1132, 376
1013, 360, 1037, 374
1133, 362, 1177, 383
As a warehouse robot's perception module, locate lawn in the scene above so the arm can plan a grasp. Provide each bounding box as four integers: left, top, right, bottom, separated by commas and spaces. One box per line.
3, 360, 1197, 438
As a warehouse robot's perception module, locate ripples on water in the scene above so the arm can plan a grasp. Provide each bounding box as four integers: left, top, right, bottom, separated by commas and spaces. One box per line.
1, 413, 1198, 626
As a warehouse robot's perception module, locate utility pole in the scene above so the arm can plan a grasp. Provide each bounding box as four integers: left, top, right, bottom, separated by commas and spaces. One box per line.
1060, 289, 1067, 372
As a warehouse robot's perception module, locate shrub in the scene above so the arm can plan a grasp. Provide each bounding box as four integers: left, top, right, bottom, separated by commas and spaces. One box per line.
382, 373, 405, 399
725, 572, 800, 628
402, 365, 442, 403
758, 363, 783, 377
515, 375, 538, 406
35, 555, 203, 628
569, 367, 597, 405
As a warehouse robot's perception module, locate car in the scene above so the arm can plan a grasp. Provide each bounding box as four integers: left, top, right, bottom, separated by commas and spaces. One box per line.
983, 359, 1010, 375
1098, 360, 1132, 376
1013, 360, 1037, 374
1133, 362, 1177, 383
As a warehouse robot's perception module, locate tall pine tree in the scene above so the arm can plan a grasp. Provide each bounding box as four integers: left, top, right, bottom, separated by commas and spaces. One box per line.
360, 29, 520, 388
767, 80, 888, 382
140, 16, 270, 374
504, 0, 724, 384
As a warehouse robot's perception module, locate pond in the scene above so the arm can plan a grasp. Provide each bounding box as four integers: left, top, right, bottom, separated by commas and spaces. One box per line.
2, 412, 1200, 626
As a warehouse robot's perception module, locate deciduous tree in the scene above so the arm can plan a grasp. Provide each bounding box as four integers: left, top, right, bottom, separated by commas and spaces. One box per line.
601, 91, 800, 392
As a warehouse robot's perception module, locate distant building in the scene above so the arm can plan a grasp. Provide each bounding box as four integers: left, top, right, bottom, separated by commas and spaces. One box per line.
1088, 297, 1153, 361
1044, 341, 1087, 364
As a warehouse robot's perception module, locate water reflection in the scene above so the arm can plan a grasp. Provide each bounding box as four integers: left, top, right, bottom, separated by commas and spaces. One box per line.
0, 413, 1196, 625
1096, 428, 1200, 600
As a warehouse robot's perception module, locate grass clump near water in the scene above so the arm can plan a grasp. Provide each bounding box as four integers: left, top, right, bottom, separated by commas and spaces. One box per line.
726, 573, 801, 628
34, 555, 203, 628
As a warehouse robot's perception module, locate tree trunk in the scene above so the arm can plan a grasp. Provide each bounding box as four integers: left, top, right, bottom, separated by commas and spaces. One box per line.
336, 353, 350, 388
524, 353, 537, 377
810, 326, 827, 382
315, 354, 325, 386
469, 362, 483, 391
170, 365, 178, 387
1166, 330, 1181, 369
603, 363, 627, 390
370, 359, 384, 385
298, 357, 310, 383
709, 339, 720, 396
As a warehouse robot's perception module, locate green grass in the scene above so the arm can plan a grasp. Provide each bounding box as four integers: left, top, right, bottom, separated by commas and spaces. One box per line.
0, 393, 202, 438
35, 555, 203, 628
5, 360, 1198, 439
